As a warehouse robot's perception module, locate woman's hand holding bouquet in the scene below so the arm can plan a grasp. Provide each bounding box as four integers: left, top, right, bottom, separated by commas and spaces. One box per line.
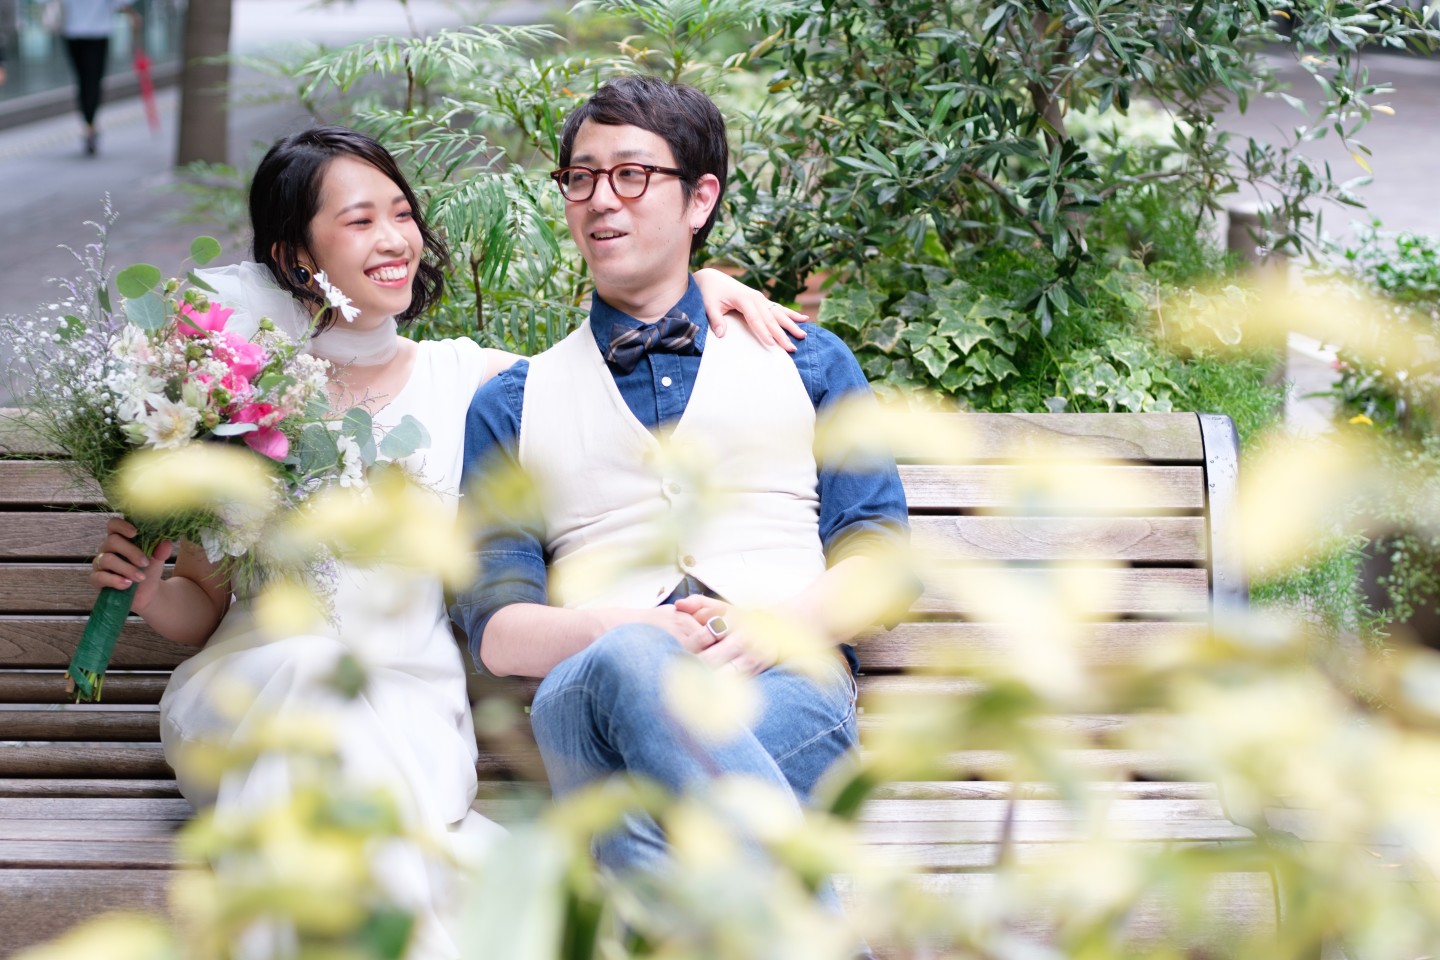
1, 224, 427, 700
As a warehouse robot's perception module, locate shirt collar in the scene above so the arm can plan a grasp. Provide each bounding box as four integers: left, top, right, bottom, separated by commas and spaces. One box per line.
588, 276, 710, 355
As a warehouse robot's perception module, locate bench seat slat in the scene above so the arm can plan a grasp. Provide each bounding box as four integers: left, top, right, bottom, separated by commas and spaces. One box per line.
0, 707, 1163, 747
838, 872, 1277, 946
0, 869, 174, 955
0, 812, 1255, 848
0, 795, 1230, 826
858, 798, 1227, 822
0, 740, 1182, 781
913, 515, 1206, 562
0, 513, 112, 559
0, 744, 173, 779
0, 463, 102, 506
1, 711, 161, 741
0, 778, 182, 799
0, 672, 169, 703
0, 797, 193, 819
0, 617, 188, 669
0, 839, 183, 870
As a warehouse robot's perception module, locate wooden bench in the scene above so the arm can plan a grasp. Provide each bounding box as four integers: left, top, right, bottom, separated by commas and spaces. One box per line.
0, 409, 1274, 955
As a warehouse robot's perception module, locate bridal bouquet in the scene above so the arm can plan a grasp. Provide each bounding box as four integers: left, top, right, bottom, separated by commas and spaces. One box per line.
1, 216, 425, 700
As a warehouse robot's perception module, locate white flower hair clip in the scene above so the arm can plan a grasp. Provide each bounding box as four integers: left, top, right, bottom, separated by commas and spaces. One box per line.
314, 270, 361, 323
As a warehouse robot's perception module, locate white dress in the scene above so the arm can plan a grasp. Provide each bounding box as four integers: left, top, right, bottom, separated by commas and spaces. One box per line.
158, 264, 504, 958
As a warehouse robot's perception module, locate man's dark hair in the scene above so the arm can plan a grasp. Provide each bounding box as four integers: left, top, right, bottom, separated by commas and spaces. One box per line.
249, 126, 448, 332
558, 75, 729, 255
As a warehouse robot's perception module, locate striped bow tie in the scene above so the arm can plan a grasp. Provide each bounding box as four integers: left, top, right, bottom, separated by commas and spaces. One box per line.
604, 312, 701, 375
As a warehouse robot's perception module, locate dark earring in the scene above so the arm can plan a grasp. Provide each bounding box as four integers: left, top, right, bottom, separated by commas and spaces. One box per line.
293, 264, 312, 285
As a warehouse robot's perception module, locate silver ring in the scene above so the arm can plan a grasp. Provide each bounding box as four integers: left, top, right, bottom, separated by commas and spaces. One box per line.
705, 615, 730, 640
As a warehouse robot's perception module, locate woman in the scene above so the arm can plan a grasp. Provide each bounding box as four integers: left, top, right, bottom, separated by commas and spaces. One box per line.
60, 0, 140, 155
89, 126, 804, 957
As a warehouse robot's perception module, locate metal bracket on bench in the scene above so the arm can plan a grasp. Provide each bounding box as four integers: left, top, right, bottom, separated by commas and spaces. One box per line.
1197, 413, 1249, 616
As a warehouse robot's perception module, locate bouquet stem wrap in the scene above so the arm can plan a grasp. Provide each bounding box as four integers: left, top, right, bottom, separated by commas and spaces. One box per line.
67, 582, 138, 702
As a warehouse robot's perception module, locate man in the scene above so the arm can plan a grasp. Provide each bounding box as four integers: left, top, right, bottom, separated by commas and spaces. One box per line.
452, 75, 911, 873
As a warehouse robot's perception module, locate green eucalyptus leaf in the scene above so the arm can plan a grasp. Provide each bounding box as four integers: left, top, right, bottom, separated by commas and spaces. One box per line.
189, 236, 222, 266
299, 423, 341, 475
378, 414, 431, 461
57, 315, 85, 342
186, 271, 218, 294
116, 264, 163, 299
124, 292, 168, 331
342, 407, 378, 464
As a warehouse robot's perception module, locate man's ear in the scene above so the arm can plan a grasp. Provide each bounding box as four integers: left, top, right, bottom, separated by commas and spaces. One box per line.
688, 173, 722, 231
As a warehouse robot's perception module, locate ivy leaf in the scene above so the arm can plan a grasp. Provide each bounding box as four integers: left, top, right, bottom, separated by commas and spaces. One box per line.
379, 414, 431, 461
914, 343, 956, 380
861, 315, 907, 355
116, 264, 163, 299
936, 315, 996, 355
818, 284, 886, 332
123, 292, 168, 331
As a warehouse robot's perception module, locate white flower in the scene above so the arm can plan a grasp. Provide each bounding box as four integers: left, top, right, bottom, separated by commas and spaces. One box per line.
136, 396, 200, 449
200, 494, 275, 563
314, 271, 361, 323
114, 377, 159, 423
109, 324, 153, 365
336, 434, 365, 488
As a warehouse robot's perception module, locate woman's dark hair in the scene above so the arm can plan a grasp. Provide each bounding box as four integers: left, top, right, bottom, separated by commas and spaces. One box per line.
249, 126, 447, 332
557, 75, 729, 256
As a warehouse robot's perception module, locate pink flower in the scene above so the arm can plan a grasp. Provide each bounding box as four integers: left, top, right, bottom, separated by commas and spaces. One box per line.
232, 403, 289, 461
177, 302, 235, 337
216, 332, 265, 381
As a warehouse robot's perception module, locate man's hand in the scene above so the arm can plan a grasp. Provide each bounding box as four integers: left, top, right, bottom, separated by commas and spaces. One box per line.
673, 596, 777, 676
631, 602, 726, 656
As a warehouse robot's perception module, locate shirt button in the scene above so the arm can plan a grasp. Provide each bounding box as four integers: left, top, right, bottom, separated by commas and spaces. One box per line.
661, 376, 673, 388
665, 481, 682, 496
681, 555, 696, 568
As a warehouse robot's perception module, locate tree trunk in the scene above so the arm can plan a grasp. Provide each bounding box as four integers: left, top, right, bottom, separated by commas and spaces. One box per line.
174, 0, 232, 166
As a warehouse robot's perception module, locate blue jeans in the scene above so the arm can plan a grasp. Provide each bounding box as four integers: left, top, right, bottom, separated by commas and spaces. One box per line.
529, 624, 859, 873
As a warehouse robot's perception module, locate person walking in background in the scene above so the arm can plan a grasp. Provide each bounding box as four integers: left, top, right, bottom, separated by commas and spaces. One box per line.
61, 0, 139, 155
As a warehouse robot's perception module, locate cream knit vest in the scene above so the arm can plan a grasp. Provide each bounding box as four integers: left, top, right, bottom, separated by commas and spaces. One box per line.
519, 318, 826, 610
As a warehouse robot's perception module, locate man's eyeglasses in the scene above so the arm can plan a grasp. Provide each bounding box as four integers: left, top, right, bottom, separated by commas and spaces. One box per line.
549, 163, 685, 202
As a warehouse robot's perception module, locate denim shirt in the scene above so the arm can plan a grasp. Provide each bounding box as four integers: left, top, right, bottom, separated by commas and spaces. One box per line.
451, 277, 910, 664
